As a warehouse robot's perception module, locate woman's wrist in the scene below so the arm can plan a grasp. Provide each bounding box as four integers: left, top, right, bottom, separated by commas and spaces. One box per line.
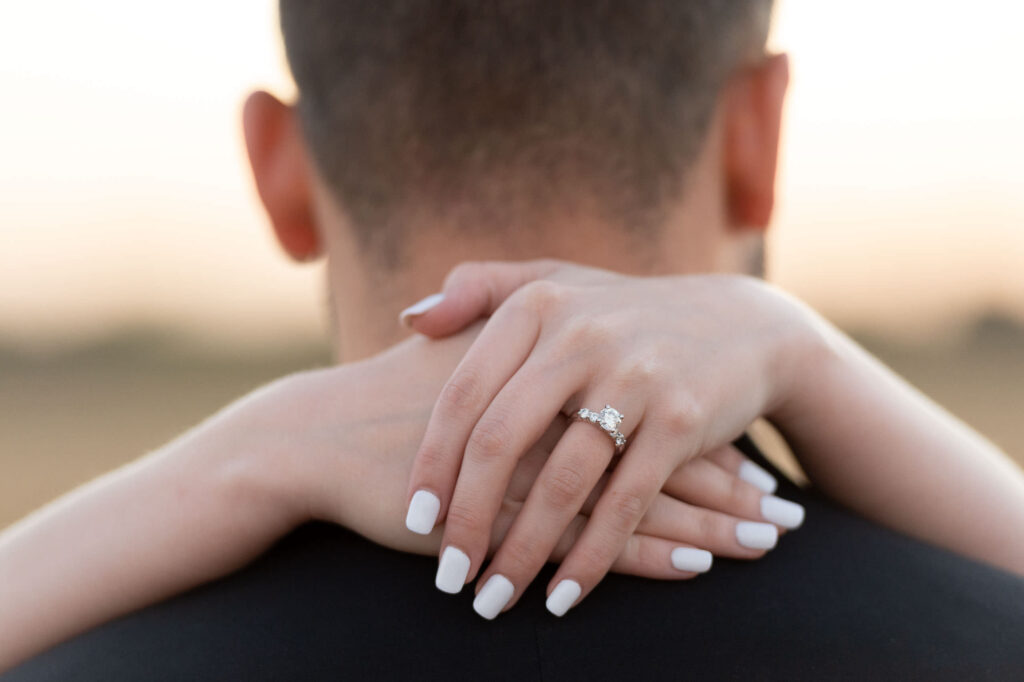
762, 284, 841, 423
202, 371, 342, 531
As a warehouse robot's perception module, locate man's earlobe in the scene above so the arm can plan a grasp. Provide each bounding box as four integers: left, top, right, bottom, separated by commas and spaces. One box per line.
242, 90, 322, 262
723, 53, 790, 231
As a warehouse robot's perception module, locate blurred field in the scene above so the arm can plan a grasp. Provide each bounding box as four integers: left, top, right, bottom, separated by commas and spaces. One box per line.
2, 316, 1023, 529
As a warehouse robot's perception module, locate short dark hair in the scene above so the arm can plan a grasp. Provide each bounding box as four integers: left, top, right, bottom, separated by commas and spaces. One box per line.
280, 0, 773, 263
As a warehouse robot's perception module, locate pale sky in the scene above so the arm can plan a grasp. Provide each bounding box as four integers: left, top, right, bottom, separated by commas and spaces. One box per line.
1, 0, 1022, 348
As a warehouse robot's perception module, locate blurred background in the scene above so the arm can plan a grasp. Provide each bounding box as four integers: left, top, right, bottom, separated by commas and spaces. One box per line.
2, 0, 1022, 527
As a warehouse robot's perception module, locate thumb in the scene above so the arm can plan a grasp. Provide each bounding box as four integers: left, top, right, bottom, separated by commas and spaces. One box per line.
399, 259, 563, 338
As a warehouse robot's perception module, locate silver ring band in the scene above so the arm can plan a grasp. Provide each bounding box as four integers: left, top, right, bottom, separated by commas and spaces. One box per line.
575, 404, 627, 453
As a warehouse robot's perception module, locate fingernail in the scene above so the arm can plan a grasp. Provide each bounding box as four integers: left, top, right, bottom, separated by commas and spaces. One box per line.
739, 460, 777, 494
760, 495, 805, 529
473, 574, 514, 620
670, 547, 713, 573
545, 579, 582, 617
399, 293, 445, 326
736, 521, 779, 550
405, 490, 441, 535
435, 546, 471, 594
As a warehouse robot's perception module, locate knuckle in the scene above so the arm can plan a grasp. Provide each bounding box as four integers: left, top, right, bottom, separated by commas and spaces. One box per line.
439, 371, 483, 412
617, 354, 661, 391
558, 316, 591, 349
558, 315, 612, 352
415, 444, 448, 472
697, 511, 731, 545
516, 279, 564, 313
606, 489, 647, 530
656, 393, 705, 439
576, 538, 615, 573
498, 537, 539, 576
541, 463, 588, 508
444, 500, 484, 537
467, 417, 514, 460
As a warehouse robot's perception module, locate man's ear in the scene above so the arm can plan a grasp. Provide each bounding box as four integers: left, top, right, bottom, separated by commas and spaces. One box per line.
722, 53, 789, 230
242, 90, 321, 262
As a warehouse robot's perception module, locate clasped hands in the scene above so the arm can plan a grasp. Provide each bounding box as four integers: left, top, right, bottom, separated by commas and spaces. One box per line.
398, 260, 811, 619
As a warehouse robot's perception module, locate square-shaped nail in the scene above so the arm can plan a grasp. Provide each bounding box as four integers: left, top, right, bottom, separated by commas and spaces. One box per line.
473, 574, 514, 620
670, 547, 713, 572
545, 579, 582, 617
405, 490, 440, 535
739, 460, 777, 494
736, 521, 779, 550
435, 546, 471, 594
760, 495, 805, 529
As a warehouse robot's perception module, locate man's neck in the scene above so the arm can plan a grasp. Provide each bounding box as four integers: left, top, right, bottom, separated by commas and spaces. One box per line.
321, 220, 742, 361
316, 170, 741, 360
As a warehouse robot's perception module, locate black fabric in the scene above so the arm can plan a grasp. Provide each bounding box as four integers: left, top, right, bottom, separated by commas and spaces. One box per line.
7, 438, 1024, 681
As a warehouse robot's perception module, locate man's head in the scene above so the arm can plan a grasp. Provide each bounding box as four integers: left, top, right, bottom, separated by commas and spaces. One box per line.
243, 0, 787, 356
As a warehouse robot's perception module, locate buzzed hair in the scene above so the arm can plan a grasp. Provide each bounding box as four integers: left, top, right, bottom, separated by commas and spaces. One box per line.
280, 0, 773, 263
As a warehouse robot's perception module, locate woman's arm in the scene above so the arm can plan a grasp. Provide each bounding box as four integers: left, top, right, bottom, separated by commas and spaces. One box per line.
0, 416, 296, 672
773, 317, 1024, 575
404, 259, 1024, 583
0, 326, 780, 671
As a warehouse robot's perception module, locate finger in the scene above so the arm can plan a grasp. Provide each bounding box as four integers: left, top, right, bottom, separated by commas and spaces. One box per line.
568, 443, 803, 536
399, 259, 562, 335
405, 301, 541, 536
505, 418, 570, 503
435, 358, 592, 594
541, 423, 677, 617
663, 457, 764, 520
635, 493, 781, 558
471, 393, 642, 616
704, 444, 778, 494
478, 512, 708, 619
544, 518, 710, 618
663, 453, 805, 530
574, 470, 780, 559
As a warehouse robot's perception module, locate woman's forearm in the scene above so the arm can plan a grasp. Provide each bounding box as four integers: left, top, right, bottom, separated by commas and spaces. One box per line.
774, 318, 1024, 575
0, 419, 295, 672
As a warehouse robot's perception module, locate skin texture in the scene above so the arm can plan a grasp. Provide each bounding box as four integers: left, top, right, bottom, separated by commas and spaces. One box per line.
2, 43, 1023, 666
0, 324, 786, 671
406, 266, 811, 613
0, 51, 794, 673
242, 55, 790, 362
404, 260, 1024, 618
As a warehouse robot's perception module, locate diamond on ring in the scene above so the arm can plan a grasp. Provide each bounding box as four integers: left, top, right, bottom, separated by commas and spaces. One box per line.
576, 405, 627, 452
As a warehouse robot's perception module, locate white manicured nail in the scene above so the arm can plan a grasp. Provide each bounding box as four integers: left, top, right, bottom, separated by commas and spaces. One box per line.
760, 495, 805, 529
405, 490, 440, 535
399, 293, 445, 325
670, 547, 713, 573
739, 460, 777, 494
736, 521, 779, 550
473, 574, 514, 620
435, 546, 471, 594
545, 579, 582, 617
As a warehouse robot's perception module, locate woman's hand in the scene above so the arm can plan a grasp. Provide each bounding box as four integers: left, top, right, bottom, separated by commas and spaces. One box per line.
263, 329, 787, 583
0, 320, 783, 670
402, 260, 816, 618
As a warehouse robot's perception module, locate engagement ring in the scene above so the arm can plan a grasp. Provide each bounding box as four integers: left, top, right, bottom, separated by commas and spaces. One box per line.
575, 405, 628, 453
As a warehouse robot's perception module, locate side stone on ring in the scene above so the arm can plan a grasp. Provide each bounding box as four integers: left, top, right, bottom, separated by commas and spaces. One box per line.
576, 404, 627, 452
